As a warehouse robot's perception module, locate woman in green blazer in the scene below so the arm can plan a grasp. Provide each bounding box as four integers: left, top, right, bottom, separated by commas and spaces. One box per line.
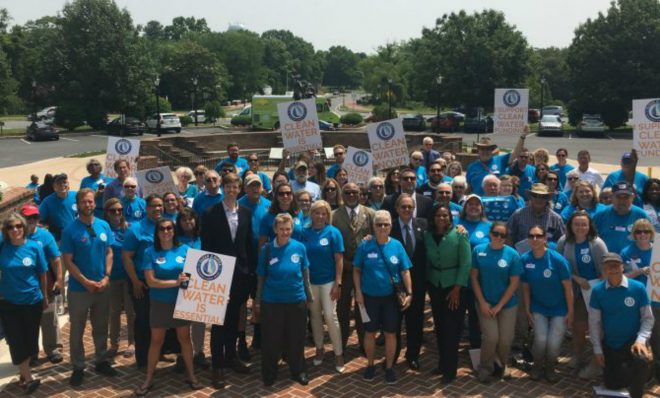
424, 203, 472, 384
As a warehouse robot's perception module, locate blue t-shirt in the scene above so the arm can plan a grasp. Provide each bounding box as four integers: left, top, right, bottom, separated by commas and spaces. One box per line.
352, 238, 412, 297
327, 163, 342, 179
459, 219, 492, 249
23, 227, 60, 261
39, 191, 78, 232
60, 218, 115, 292
590, 277, 650, 349
26, 182, 40, 203
257, 171, 273, 192
414, 165, 428, 186
162, 211, 178, 222
560, 203, 607, 223
301, 225, 345, 285
0, 240, 48, 305
121, 196, 146, 223
214, 157, 250, 176
621, 243, 652, 291
505, 164, 536, 197
179, 235, 201, 250
259, 211, 304, 242
466, 153, 511, 196
109, 225, 128, 280
238, 196, 271, 248
550, 163, 575, 191
482, 195, 522, 222
552, 192, 569, 214
192, 191, 223, 216
291, 180, 321, 201
574, 240, 599, 280
256, 239, 309, 303
521, 249, 571, 316
179, 184, 198, 203
122, 218, 156, 279
593, 205, 649, 253
80, 174, 114, 217
603, 170, 649, 208
143, 244, 189, 304
448, 202, 463, 225
472, 243, 522, 308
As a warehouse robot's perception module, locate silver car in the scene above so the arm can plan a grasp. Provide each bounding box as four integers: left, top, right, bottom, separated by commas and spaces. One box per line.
538, 115, 563, 136
146, 113, 182, 133
576, 114, 605, 136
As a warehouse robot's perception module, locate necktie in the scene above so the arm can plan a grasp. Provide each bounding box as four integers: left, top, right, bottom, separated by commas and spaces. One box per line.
350, 207, 357, 228
404, 224, 414, 256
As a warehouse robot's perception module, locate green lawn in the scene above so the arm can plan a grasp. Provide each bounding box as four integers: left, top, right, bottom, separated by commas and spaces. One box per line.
0, 115, 28, 122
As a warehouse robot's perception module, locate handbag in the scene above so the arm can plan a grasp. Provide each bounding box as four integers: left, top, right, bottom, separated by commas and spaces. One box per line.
375, 243, 408, 309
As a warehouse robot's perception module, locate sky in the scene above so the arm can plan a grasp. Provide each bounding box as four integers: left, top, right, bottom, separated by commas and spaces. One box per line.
3, 0, 614, 53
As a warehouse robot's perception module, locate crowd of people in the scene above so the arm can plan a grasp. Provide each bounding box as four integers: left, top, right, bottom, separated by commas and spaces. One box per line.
0, 136, 658, 396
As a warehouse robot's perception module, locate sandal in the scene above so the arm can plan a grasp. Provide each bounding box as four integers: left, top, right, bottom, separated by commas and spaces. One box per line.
134, 383, 155, 396
185, 379, 204, 390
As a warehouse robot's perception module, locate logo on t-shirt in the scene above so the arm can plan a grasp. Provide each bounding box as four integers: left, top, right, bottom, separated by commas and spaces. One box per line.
156, 257, 166, 264
543, 269, 552, 278
72, 204, 77, 211
497, 259, 508, 268
291, 253, 301, 264
319, 238, 329, 246
390, 255, 399, 265
624, 297, 635, 307
22, 257, 33, 266
99, 232, 107, 242
581, 254, 591, 263
475, 231, 485, 239
175, 256, 185, 264
197, 253, 223, 281
134, 210, 142, 218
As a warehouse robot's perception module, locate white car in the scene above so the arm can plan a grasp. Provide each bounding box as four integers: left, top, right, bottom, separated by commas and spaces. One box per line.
146, 113, 182, 133
187, 110, 206, 124
576, 114, 606, 136
27, 106, 56, 121
538, 115, 563, 136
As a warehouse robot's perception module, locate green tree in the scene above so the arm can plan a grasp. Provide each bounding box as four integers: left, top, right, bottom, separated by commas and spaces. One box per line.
359, 43, 410, 106
143, 20, 166, 41
412, 10, 530, 109
322, 45, 363, 88
567, 0, 660, 127
163, 17, 210, 40
261, 30, 322, 93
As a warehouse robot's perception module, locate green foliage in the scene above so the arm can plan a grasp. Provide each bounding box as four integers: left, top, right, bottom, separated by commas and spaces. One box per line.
372, 104, 398, 121
261, 30, 324, 93
231, 115, 251, 126
204, 100, 224, 123
323, 46, 363, 88
141, 96, 172, 117
567, 0, 660, 128
54, 102, 86, 131
180, 115, 193, 126
340, 112, 363, 125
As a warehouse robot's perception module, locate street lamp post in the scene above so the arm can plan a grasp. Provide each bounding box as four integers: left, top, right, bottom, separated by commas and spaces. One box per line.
435, 75, 443, 133
154, 76, 161, 137
387, 78, 393, 119
192, 78, 198, 126
31, 80, 37, 122
540, 76, 546, 118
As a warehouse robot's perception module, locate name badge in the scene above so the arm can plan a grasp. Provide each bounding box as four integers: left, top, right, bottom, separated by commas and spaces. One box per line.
580, 248, 590, 254
269, 257, 279, 266
478, 252, 487, 257
615, 226, 626, 232
367, 252, 378, 259
525, 263, 535, 269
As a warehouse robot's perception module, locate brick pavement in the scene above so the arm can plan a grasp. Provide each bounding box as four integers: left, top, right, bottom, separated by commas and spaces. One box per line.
3, 308, 660, 398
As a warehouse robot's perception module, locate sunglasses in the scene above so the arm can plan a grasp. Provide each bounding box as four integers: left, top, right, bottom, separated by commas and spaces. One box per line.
124, 185, 137, 189
158, 226, 174, 232
206, 178, 219, 182
401, 176, 416, 181
334, 152, 344, 157
344, 191, 359, 196
107, 208, 123, 214
324, 187, 337, 192
221, 169, 234, 173
634, 230, 652, 235
86, 225, 97, 238
371, 185, 383, 189
568, 177, 579, 181
556, 153, 567, 157
278, 191, 293, 197
7, 224, 24, 231
430, 169, 442, 173
490, 230, 506, 239
528, 233, 546, 240
530, 193, 549, 199
375, 223, 391, 228
248, 159, 259, 163
25, 215, 40, 221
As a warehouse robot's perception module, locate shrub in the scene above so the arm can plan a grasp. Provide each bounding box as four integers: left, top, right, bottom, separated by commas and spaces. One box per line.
54, 103, 86, 131
372, 104, 398, 121
143, 96, 172, 117
230, 115, 251, 126
340, 112, 363, 125
85, 105, 108, 131
180, 115, 193, 126
204, 101, 225, 123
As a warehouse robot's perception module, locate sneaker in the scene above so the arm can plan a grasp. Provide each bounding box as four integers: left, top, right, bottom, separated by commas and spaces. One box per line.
95, 361, 118, 377
193, 352, 210, 370
385, 368, 396, 385
363, 365, 376, 381
70, 369, 84, 387
578, 363, 603, 380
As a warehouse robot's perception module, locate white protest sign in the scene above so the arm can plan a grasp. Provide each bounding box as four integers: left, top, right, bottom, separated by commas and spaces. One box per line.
367, 118, 409, 171
632, 98, 660, 162
105, 137, 140, 178
173, 248, 236, 325
277, 98, 322, 153
494, 88, 529, 134
136, 166, 177, 198
343, 146, 374, 186
646, 239, 660, 304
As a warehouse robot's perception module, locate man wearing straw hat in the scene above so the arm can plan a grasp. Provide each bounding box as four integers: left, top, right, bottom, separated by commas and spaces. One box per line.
466, 134, 527, 196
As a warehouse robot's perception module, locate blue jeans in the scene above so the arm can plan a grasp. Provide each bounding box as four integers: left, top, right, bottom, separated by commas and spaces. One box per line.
531, 313, 566, 366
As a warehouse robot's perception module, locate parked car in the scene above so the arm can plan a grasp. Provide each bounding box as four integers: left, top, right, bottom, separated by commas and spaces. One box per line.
146, 113, 182, 133
26, 121, 59, 141
401, 114, 426, 131
106, 116, 146, 136
187, 110, 206, 124
464, 107, 494, 133
27, 106, 57, 122
538, 114, 563, 136
528, 108, 541, 123
576, 114, 606, 137
542, 105, 564, 120
427, 112, 463, 132
319, 120, 336, 131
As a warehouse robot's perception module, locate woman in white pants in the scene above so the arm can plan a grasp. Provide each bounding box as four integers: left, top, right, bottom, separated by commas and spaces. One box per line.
301, 200, 346, 372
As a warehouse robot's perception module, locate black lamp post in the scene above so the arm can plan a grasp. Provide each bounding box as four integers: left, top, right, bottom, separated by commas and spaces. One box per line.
435, 74, 443, 133
31, 80, 37, 122
192, 78, 198, 126
540, 76, 546, 118
154, 76, 161, 137
387, 78, 393, 119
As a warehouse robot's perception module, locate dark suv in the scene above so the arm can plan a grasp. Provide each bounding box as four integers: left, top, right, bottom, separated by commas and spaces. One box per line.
26, 121, 59, 141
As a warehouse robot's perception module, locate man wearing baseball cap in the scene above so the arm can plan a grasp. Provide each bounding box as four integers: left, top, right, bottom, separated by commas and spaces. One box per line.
603, 150, 649, 208
588, 252, 652, 398
291, 161, 321, 201
593, 181, 649, 253
38, 173, 78, 241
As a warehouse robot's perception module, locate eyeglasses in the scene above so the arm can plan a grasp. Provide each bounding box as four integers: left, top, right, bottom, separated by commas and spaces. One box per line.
7, 224, 24, 231
324, 187, 337, 192
343, 191, 359, 196
206, 178, 219, 182
528, 233, 546, 240
568, 177, 579, 181
546, 177, 558, 181
490, 230, 506, 239
401, 176, 416, 181
375, 223, 391, 228
158, 226, 174, 232
278, 191, 293, 197
107, 208, 123, 214
124, 185, 137, 189
371, 185, 383, 189
430, 169, 442, 173
634, 230, 653, 235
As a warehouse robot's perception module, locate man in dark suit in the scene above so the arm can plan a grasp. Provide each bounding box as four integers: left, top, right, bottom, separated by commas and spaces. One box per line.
200, 173, 255, 389
390, 193, 428, 371
382, 167, 433, 220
